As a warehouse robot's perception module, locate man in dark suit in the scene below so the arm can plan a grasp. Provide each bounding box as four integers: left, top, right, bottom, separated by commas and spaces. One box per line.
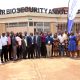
34, 32, 41, 58
27, 33, 35, 59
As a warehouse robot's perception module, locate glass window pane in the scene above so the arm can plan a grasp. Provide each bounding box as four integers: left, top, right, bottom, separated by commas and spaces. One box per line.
29, 22, 33, 26
36, 22, 43, 26
9, 23, 17, 27
44, 22, 50, 27
5, 22, 28, 27
5, 23, 8, 27
34, 22, 37, 26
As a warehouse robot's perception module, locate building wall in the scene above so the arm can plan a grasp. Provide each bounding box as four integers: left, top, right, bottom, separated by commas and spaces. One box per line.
6, 26, 34, 34
0, 23, 6, 34
0, 12, 80, 34
50, 23, 57, 34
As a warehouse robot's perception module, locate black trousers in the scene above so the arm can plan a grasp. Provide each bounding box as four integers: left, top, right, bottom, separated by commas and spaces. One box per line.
1, 45, 8, 62
51, 43, 53, 56
28, 44, 34, 59
41, 42, 47, 57
23, 47, 28, 59
35, 44, 41, 58
17, 45, 22, 59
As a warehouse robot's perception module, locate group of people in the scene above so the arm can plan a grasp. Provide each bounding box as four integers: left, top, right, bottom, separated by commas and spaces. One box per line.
0, 31, 80, 63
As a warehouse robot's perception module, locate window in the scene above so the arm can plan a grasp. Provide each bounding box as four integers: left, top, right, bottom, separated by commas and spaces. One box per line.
57, 23, 67, 32
44, 22, 50, 27
34, 22, 37, 26
9, 23, 18, 27
18, 22, 28, 27
29, 22, 33, 26
5, 23, 8, 28
36, 22, 43, 26
75, 23, 80, 32
5, 22, 28, 27
44, 29, 50, 32
44, 22, 50, 31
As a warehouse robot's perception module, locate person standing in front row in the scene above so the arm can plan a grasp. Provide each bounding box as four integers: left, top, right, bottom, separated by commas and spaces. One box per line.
68, 32, 77, 58
15, 33, 22, 59
11, 33, 17, 61
46, 33, 53, 57
7, 32, 12, 60
21, 36, 27, 59
41, 33, 47, 58
58, 32, 65, 57
53, 33, 59, 57
27, 33, 35, 59
34, 32, 41, 58
0, 35, 2, 63
63, 31, 68, 57
76, 32, 80, 57
1, 33, 8, 63
24, 32, 28, 58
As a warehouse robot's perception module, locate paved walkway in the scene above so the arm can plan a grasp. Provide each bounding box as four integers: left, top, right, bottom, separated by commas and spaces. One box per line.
0, 58, 80, 80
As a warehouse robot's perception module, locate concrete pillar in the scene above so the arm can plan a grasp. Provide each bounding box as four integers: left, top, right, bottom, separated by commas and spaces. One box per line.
43, 22, 44, 32
74, 23, 76, 33
0, 23, 6, 34
50, 22, 57, 34
27, 22, 29, 35
73, 23, 77, 33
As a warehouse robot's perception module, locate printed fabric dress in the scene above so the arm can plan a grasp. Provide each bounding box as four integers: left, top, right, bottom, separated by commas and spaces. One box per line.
68, 35, 77, 51
53, 38, 59, 51
77, 40, 80, 50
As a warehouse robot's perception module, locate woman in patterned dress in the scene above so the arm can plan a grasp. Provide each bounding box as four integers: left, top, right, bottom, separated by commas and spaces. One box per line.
77, 33, 80, 57
64, 39, 69, 57
53, 33, 59, 57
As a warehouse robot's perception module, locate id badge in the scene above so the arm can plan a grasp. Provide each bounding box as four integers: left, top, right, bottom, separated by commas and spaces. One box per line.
48, 41, 50, 44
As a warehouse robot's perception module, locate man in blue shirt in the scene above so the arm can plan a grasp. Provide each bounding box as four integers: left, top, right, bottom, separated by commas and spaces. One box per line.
46, 33, 53, 57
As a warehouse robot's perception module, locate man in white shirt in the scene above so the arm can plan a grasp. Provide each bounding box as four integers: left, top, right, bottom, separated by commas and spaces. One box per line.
58, 33, 65, 57
0, 35, 2, 56
63, 31, 68, 41
1, 33, 8, 63
0, 35, 2, 64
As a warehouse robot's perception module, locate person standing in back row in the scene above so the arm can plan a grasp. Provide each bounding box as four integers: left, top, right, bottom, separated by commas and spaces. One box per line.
46, 33, 53, 57
68, 32, 77, 58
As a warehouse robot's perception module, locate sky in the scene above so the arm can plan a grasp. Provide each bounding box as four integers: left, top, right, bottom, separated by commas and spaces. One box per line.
0, 0, 69, 9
